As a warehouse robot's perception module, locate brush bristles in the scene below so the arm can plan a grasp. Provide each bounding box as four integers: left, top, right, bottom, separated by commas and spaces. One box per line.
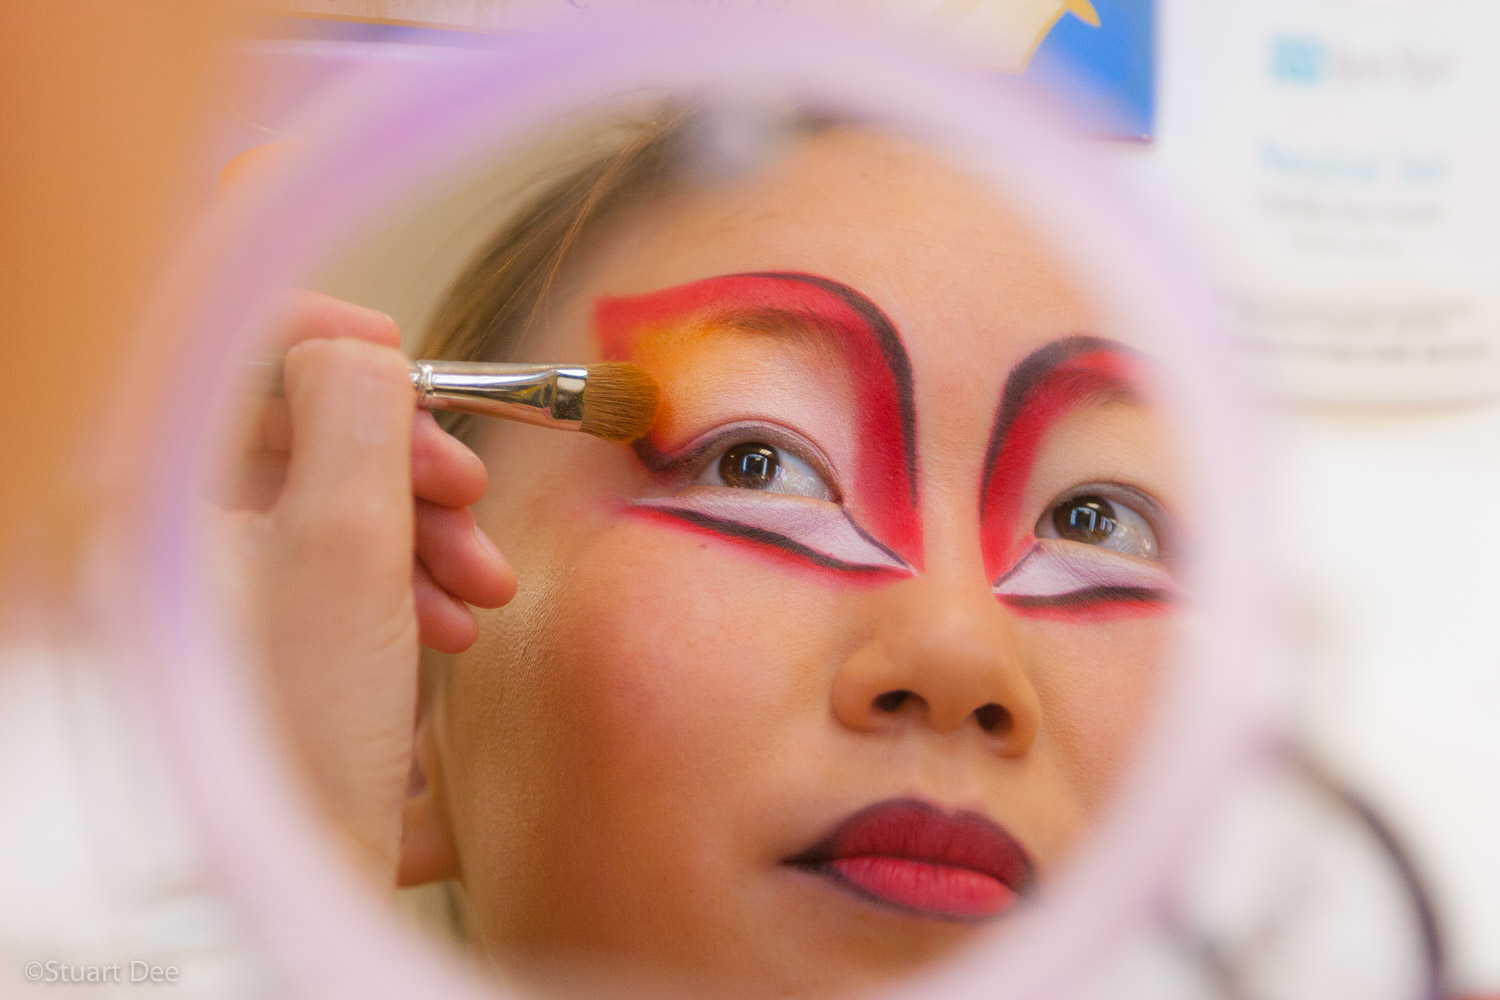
579, 362, 661, 442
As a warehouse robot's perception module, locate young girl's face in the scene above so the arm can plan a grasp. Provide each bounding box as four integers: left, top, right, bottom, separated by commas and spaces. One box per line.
412, 129, 1183, 998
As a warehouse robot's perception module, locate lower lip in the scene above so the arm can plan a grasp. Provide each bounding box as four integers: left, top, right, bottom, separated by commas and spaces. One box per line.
817, 856, 1018, 919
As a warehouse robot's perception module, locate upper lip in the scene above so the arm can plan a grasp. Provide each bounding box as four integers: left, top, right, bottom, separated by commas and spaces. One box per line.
784, 798, 1035, 896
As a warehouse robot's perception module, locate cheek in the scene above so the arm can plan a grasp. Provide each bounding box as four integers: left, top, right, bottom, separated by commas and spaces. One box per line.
1020, 616, 1173, 810
442, 504, 857, 944
461, 423, 849, 804
548, 518, 845, 775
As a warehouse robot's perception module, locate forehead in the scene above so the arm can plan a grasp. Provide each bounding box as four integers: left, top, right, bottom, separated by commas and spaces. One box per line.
544, 127, 1105, 386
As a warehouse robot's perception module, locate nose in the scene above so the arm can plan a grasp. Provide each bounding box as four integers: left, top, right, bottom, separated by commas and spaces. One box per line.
831, 580, 1040, 756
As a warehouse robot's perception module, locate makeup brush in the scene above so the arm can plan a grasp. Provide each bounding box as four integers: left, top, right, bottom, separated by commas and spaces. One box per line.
260, 359, 661, 443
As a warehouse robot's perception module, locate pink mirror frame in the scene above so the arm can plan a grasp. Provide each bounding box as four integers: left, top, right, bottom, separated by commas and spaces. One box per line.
118, 10, 1276, 1000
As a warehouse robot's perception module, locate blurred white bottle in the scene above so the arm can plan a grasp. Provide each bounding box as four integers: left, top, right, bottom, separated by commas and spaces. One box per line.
1158, 0, 1500, 404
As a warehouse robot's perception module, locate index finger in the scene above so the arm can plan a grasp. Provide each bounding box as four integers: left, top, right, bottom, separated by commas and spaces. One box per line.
271, 290, 401, 353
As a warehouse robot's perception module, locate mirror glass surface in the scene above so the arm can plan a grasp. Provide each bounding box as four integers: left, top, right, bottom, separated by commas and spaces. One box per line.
209, 91, 1205, 1000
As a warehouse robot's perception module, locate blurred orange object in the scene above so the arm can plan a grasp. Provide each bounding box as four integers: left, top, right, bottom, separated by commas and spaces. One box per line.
0, 2, 229, 605
218, 140, 300, 195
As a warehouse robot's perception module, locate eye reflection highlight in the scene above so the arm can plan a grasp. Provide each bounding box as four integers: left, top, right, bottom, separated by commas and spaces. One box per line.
1036, 484, 1165, 562
698, 440, 833, 500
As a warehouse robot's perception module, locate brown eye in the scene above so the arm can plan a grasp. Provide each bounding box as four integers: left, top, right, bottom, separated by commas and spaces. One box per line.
693, 429, 835, 500
1053, 495, 1117, 544
1035, 485, 1164, 561
719, 442, 779, 489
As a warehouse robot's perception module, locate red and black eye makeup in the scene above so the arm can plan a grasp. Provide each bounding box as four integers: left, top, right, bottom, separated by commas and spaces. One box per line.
993, 540, 1176, 611
980, 336, 1176, 615
630, 492, 911, 575
595, 272, 922, 577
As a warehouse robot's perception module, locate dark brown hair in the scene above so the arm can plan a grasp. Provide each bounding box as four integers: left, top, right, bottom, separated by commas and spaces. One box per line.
417, 103, 836, 442
416, 110, 691, 442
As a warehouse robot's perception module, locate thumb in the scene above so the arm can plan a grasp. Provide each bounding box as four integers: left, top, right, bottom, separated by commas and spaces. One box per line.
276, 337, 416, 613
263, 336, 421, 882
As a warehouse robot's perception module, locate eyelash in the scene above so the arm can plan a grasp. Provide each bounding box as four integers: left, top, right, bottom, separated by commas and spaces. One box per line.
668, 421, 844, 503
992, 483, 1177, 606
666, 436, 1172, 559
1034, 482, 1172, 562
637, 424, 1177, 594
628, 421, 910, 575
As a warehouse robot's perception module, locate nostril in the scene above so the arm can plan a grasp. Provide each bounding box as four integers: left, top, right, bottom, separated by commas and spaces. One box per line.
873, 690, 913, 713
974, 702, 1012, 735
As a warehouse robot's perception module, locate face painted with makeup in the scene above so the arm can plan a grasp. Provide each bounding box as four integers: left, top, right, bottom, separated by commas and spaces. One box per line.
405, 129, 1184, 999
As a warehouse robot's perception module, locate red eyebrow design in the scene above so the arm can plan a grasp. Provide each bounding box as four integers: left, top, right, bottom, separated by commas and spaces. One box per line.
978, 336, 1144, 577
596, 272, 923, 569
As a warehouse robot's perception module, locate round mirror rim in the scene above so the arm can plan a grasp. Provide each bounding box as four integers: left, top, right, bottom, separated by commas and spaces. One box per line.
121, 10, 1278, 1000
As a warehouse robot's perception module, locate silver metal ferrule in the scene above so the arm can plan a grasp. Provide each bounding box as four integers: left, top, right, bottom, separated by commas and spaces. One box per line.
408, 361, 588, 430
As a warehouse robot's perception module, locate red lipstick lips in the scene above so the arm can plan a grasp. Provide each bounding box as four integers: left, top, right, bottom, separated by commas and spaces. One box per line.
786, 799, 1034, 921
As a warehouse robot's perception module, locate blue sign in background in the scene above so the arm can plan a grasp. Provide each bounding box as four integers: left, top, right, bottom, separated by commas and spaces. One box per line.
1028, 0, 1155, 140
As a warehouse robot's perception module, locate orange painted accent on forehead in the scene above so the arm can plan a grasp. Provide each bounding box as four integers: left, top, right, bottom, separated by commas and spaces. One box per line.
594, 272, 923, 569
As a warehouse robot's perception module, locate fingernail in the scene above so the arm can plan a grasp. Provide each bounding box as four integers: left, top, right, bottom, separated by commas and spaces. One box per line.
284, 336, 330, 359
474, 523, 506, 564
425, 412, 479, 461
452, 431, 481, 463
364, 306, 396, 327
